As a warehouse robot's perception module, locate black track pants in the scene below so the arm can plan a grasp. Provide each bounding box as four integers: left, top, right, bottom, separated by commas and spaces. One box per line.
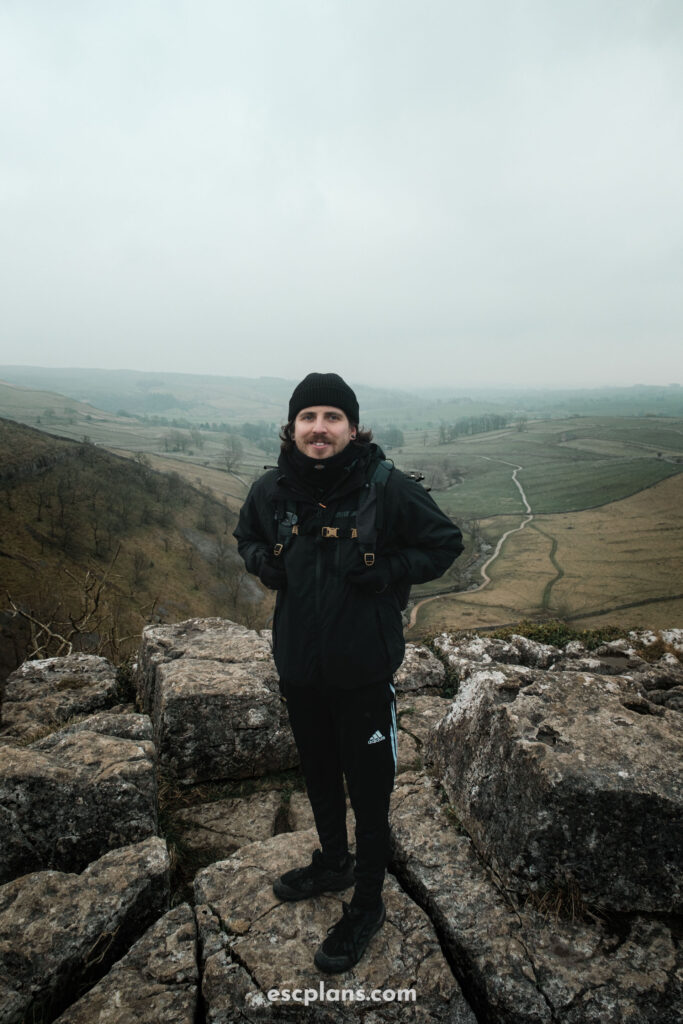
284, 679, 397, 910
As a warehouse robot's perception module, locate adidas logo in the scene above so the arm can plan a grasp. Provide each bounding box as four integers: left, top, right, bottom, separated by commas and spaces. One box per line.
368, 730, 385, 745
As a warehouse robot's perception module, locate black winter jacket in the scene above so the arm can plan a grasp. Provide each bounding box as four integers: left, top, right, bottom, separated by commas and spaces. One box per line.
234, 443, 463, 689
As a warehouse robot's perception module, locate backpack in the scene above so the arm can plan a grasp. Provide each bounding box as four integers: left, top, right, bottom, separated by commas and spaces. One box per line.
272, 458, 411, 609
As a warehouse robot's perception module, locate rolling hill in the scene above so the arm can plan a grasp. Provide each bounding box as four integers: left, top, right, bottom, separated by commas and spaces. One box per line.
0, 418, 269, 681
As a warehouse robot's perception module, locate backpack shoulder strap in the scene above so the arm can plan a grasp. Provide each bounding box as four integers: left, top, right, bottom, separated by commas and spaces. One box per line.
356, 458, 394, 565
273, 498, 299, 557
370, 458, 393, 532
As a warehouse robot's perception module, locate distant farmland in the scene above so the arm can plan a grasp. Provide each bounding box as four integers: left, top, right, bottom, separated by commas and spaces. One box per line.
416, 416, 683, 519
397, 416, 683, 632
408, 463, 683, 634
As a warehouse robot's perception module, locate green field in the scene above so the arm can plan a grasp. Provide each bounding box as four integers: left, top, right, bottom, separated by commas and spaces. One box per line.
394, 417, 683, 519
409, 473, 683, 635
393, 415, 683, 615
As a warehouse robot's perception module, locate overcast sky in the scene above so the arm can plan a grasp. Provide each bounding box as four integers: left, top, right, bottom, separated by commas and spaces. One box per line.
1, 0, 681, 389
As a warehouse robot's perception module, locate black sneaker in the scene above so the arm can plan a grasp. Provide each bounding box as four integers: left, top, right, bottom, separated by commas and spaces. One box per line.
273, 850, 355, 902
314, 900, 386, 973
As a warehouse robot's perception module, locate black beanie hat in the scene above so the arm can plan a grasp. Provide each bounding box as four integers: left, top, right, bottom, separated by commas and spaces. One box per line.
288, 372, 360, 424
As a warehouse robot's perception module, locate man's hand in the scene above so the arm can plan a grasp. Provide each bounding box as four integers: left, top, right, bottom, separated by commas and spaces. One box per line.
346, 562, 393, 593
259, 557, 287, 591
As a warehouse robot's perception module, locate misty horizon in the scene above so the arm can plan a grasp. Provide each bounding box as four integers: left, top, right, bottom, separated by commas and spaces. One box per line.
2, 356, 680, 394
2, 2, 682, 390
0, 360, 682, 396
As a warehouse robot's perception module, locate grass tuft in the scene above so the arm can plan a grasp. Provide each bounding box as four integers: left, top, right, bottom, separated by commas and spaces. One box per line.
631, 636, 683, 664
484, 618, 628, 650
523, 871, 603, 926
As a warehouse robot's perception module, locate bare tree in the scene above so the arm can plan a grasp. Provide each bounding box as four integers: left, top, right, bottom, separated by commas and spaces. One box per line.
190, 427, 205, 450
467, 518, 481, 546
213, 536, 231, 576
131, 548, 149, 587
223, 563, 248, 606
32, 485, 51, 523
223, 434, 244, 473
4, 545, 151, 663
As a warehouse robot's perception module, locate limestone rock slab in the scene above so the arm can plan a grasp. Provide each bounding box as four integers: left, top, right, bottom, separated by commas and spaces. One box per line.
54, 903, 198, 1024
631, 627, 683, 656
397, 694, 451, 749
287, 790, 318, 832
152, 657, 298, 783
194, 829, 475, 1022
0, 837, 170, 1024
390, 772, 682, 1024
137, 617, 274, 712
394, 644, 445, 694
659, 628, 683, 654
396, 728, 421, 773
0, 654, 120, 744
432, 631, 683, 703
174, 790, 282, 862
32, 711, 153, 750
433, 633, 561, 679
395, 694, 451, 774
631, 658, 683, 700
426, 665, 683, 914
0, 729, 158, 882
136, 618, 297, 784
648, 685, 683, 711
287, 792, 355, 843
391, 772, 549, 1023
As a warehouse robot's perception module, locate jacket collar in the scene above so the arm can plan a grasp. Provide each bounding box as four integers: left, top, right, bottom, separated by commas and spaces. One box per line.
276, 442, 383, 503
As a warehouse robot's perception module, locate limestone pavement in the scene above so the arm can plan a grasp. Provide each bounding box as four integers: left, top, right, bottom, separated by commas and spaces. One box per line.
0, 618, 681, 1022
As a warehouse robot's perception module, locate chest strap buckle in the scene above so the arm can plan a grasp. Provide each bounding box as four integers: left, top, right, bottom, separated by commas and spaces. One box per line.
273, 543, 284, 557
364, 552, 375, 566
319, 526, 358, 539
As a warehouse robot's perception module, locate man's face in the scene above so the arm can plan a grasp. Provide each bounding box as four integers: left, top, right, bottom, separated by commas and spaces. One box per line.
293, 405, 356, 460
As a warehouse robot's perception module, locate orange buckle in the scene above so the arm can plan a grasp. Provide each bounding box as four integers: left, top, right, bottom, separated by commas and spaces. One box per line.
321, 526, 340, 538
291, 525, 299, 535
273, 543, 284, 557
364, 552, 375, 566
350, 528, 358, 538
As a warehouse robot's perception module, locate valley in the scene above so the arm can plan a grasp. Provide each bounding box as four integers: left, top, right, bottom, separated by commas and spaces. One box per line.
1, 368, 681, 646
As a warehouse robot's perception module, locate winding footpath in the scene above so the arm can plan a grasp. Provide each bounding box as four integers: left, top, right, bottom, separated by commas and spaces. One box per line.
407, 458, 533, 629
472, 458, 533, 590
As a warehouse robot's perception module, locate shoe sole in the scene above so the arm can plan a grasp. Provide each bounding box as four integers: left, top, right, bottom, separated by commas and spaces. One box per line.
272, 870, 355, 902
313, 903, 386, 974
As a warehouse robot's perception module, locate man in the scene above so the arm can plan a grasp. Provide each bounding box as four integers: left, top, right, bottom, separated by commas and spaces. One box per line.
234, 372, 463, 973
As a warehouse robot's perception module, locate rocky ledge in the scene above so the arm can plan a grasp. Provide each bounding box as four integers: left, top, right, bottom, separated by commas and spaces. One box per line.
0, 619, 680, 1022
